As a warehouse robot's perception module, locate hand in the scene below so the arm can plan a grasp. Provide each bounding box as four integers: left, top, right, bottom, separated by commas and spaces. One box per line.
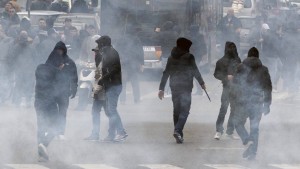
70, 91, 76, 99
263, 106, 270, 116
98, 79, 103, 86
201, 84, 206, 90
158, 90, 164, 100
228, 75, 234, 81
140, 65, 144, 73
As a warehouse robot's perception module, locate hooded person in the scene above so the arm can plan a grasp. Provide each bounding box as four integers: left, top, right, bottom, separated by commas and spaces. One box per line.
231, 47, 272, 160
53, 41, 78, 139
213, 41, 241, 140
96, 35, 128, 142
158, 37, 206, 144
34, 48, 65, 162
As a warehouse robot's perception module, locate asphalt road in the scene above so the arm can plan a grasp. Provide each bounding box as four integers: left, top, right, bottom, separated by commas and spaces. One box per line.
0, 78, 300, 169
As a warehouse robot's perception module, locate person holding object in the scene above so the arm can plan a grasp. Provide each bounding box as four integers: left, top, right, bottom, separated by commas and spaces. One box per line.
158, 37, 206, 144
84, 46, 108, 141
231, 47, 272, 160
213, 42, 241, 140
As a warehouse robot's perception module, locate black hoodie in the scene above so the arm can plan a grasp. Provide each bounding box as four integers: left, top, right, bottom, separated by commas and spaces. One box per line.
159, 47, 204, 92
231, 49, 272, 108
53, 41, 78, 96
214, 42, 241, 86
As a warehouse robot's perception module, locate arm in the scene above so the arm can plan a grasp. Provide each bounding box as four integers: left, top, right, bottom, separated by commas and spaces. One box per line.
262, 67, 272, 108
70, 60, 78, 98
213, 60, 227, 81
159, 58, 171, 91
192, 56, 205, 86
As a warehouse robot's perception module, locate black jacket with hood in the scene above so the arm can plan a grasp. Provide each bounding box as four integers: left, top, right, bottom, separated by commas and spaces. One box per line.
214, 42, 241, 86
54, 41, 78, 96
230, 47, 272, 109
97, 36, 122, 89
159, 39, 205, 92
35, 49, 64, 108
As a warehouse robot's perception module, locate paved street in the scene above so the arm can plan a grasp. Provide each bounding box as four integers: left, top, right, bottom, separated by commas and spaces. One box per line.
0, 76, 300, 169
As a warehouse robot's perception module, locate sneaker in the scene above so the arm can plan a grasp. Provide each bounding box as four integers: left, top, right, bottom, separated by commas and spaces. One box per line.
38, 144, 49, 162
114, 133, 129, 142
84, 134, 99, 141
225, 134, 240, 140
243, 141, 254, 158
101, 136, 115, 143
173, 132, 184, 144
214, 132, 222, 140
247, 153, 256, 161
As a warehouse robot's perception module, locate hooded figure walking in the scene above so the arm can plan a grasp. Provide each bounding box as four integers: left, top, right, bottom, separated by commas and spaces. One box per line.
231, 47, 272, 160
53, 41, 78, 140
158, 37, 206, 144
213, 42, 241, 140
35, 45, 65, 162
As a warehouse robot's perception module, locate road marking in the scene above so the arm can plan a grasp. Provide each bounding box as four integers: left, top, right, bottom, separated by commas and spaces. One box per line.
5, 164, 49, 169
74, 164, 119, 169
198, 147, 244, 150
140, 164, 184, 169
270, 164, 300, 169
204, 164, 250, 169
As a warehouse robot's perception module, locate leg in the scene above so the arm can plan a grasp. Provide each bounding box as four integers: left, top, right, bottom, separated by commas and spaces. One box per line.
248, 107, 263, 155
216, 86, 230, 133
174, 92, 192, 137
234, 105, 249, 145
226, 105, 235, 135
171, 92, 181, 127
130, 72, 141, 103
105, 85, 125, 138
91, 99, 103, 136
56, 95, 69, 135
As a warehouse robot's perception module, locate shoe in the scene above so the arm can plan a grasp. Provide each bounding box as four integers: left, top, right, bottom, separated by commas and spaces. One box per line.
84, 134, 99, 141
247, 153, 256, 161
173, 132, 184, 144
101, 136, 115, 143
57, 135, 66, 140
243, 141, 254, 158
114, 133, 128, 142
214, 132, 222, 140
225, 134, 240, 140
38, 144, 49, 162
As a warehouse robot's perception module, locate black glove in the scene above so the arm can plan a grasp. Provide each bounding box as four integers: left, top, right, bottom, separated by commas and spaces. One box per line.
262, 106, 270, 116
98, 79, 104, 86
70, 89, 77, 99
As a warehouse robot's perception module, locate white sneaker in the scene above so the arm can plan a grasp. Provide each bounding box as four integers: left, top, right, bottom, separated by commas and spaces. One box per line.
225, 134, 240, 140
38, 144, 49, 162
214, 132, 222, 140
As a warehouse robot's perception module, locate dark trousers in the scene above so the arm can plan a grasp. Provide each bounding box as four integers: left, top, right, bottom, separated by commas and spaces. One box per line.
55, 95, 69, 135
91, 99, 107, 136
106, 85, 125, 138
172, 91, 192, 137
120, 72, 140, 103
234, 104, 263, 155
35, 100, 58, 147
216, 86, 235, 135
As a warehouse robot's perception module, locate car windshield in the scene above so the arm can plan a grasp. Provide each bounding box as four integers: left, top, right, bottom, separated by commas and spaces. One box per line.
223, 0, 252, 8
240, 18, 256, 29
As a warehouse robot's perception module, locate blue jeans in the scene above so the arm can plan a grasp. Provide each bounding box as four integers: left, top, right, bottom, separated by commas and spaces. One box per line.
105, 85, 125, 137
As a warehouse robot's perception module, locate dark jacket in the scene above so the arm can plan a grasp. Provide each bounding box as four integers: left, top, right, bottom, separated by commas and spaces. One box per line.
70, 0, 89, 13
231, 57, 272, 108
97, 46, 122, 89
53, 41, 78, 96
214, 42, 241, 86
159, 47, 205, 92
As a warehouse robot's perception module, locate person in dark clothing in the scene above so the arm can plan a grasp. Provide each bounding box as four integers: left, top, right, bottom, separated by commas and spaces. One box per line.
158, 37, 206, 144
97, 36, 128, 142
117, 33, 144, 104
213, 42, 241, 140
30, 0, 48, 10
35, 47, 65, 162
70, 0, 89, 13
231, 47, 272, 160
53, 41, 78, 140
49, 0, 69, 12
186, 25, 207, 95
218, 9, 242, 49
64, 26, 81, 60
84, 46, 108, 141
